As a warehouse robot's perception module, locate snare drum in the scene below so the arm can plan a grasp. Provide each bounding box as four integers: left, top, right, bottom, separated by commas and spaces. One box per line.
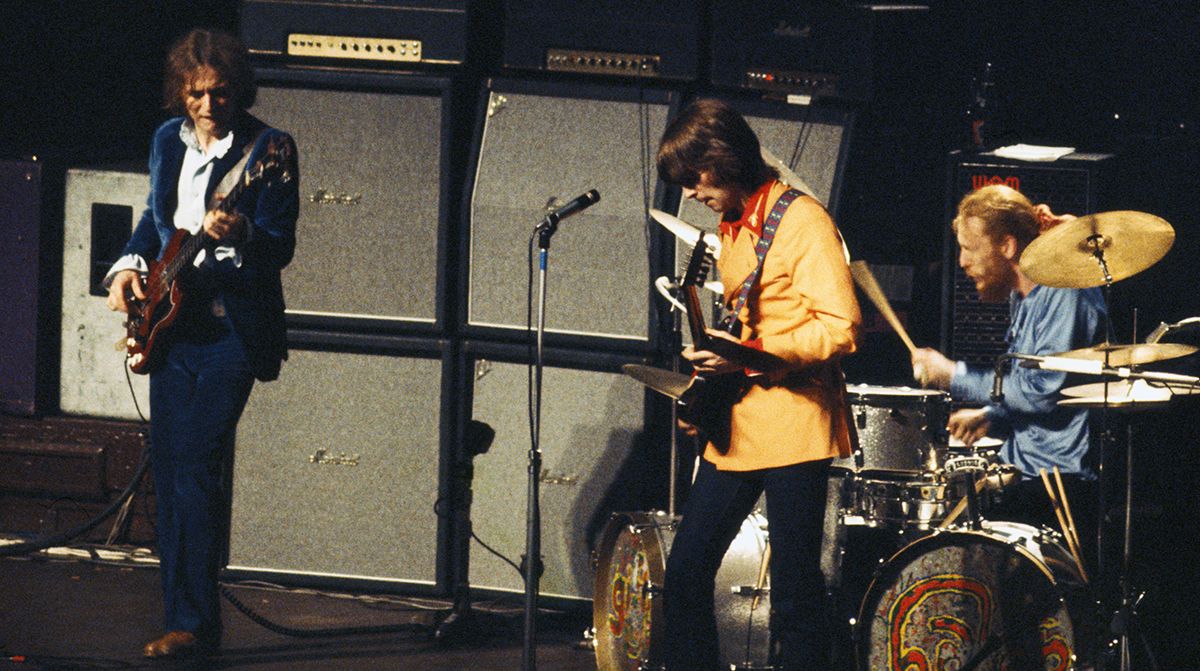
856, 521, 1093, 670
852, 474, 966, 530
592, 511, 772, 670
836, 385, 949, 475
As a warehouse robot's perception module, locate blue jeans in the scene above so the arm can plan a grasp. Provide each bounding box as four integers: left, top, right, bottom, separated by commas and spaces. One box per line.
663, 457, 832, 670
149, 322, 254, 640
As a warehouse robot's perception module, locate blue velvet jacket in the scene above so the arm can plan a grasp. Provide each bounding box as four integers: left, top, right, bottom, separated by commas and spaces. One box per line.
124, 113, 299, 381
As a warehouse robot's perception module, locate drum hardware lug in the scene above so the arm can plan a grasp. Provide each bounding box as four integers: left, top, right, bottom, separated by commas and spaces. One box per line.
640, 582, 664, 598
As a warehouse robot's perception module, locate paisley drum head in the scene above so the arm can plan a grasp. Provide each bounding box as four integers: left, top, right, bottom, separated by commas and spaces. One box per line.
856, 522, 1086, 671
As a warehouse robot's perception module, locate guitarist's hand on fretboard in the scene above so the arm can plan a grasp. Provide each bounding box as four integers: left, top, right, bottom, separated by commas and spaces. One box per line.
106, 269, 146, 315
202, 207, 247, 242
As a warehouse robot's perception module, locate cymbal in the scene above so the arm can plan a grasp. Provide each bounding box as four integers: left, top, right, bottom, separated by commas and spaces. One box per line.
1060, 378, 1200, 400
1058, 395, 1171, 410
1019, 210, 1174, 288
622, 364, 692, 400
649, 209, 722, 259
1051, 342, 1197, 366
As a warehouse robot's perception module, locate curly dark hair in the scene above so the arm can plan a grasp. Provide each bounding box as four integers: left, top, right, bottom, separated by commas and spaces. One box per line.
656, 98, 776, 192
162, 28, 256, 114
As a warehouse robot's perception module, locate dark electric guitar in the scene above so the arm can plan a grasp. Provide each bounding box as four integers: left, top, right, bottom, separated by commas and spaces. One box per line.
676, 239, 782, 444
123, 137, 293, 374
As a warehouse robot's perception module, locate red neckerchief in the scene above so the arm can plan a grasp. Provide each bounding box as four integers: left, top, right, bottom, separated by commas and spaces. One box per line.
718, 180, 775, 242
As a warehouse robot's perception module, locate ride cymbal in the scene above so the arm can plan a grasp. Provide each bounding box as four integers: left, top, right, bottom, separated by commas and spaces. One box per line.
1019, 211, 1174, 288
1051, 342, 1197, 366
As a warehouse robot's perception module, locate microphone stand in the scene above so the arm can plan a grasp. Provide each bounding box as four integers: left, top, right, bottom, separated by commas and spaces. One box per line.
521, 220, 559, 671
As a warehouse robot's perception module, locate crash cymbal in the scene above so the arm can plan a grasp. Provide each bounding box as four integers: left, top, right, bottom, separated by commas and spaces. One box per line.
1019, 210, 1174, 288
649, 209, 722, 259
1060, 378, 1200, 400
1051, 342, 1197, 366
622, 363, 692, 400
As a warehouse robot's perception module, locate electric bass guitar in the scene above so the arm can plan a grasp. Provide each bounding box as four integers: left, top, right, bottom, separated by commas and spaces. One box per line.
123, 136, 293, 374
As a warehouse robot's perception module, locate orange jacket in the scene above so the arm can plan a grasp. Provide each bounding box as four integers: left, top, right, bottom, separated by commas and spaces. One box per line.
706, 182, 861, 471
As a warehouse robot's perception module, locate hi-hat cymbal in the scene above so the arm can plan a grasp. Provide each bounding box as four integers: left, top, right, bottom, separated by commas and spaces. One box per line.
649, 209, 722, 259
1051, 342, 1197, 366
1019, 210, 1174, 288
1061, 378, 1200, 399
622, 363, 692, 400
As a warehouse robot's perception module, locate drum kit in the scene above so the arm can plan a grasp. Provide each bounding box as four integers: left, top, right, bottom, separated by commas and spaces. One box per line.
591, 207, 1199, 670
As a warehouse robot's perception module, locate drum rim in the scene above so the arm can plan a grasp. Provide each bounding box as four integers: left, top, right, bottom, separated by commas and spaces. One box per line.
592, 511, 677, 669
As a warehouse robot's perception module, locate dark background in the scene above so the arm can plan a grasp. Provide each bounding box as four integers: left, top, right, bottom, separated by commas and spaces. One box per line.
3, 1, 1199, 667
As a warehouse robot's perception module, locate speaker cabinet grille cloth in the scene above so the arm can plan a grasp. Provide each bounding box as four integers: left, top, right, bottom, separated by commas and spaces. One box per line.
468, 358, 649, 600
468, 84, 674, 341
228, 348, 444, 585
252, 73, 447, 325
60, 168, 149, 420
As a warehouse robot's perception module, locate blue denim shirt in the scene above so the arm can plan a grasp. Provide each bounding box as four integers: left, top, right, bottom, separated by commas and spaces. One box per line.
950, 285, 1106, 479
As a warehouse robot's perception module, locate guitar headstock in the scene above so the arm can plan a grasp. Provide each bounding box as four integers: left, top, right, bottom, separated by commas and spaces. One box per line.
245, 135, 295, 186
682, 238, 716, 289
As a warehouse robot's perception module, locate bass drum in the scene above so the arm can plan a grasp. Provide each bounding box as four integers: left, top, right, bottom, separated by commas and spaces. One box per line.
856, 521, 1093, 671
593, 510, 772, 670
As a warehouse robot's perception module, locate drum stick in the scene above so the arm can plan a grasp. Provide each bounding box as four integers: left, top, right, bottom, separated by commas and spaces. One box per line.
751, 542, 770, 611
1053, 466, 1083, 560
1040, 468, 1089, 583
849, 261, 917, 354
937, 477, 989, 530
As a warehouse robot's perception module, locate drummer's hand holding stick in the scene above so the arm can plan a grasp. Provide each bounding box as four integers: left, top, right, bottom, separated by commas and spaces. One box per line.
911, 347, 956, 391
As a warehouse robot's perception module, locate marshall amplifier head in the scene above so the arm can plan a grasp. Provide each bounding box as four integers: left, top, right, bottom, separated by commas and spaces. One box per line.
710, 2, 929, 103
502, 0, 702, 81
240, 0, 469, 67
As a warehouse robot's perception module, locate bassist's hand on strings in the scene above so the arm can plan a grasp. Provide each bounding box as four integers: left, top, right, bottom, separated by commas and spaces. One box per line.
203, 206, 246, 242
106, 270, 145, 314
681, 329, 744, 375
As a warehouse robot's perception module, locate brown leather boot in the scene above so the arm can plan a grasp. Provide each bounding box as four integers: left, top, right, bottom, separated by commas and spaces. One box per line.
142, 631, 198, 658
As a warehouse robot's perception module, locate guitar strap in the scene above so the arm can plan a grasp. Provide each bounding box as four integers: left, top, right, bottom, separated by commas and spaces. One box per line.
722, 187, 801, 334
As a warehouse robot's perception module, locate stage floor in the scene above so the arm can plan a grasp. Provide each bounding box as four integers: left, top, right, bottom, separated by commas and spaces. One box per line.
0, 554, 596, 670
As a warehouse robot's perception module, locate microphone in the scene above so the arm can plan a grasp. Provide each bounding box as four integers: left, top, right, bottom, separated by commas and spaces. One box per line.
991, 354, 1009, 402
540, 189, 600, 228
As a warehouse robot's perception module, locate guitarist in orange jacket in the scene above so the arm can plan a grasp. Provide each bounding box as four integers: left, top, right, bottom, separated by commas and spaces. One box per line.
104, 29, 298, 660
656, 99, 861, 670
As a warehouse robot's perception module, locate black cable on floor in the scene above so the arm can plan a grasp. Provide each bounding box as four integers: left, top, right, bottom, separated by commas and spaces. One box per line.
219, 585, 433, 639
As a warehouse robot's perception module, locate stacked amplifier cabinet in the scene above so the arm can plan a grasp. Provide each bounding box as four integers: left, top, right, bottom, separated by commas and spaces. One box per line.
942, 150, 1115, 367
226, 332, 453, 589
502, 0, 701, 81
250, 67, 456, 333
240, 0, 470, 67
59, 167, 150, 420
461, 77, 679, 349
456, 342, 666, 602
0, 159, 63, 416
